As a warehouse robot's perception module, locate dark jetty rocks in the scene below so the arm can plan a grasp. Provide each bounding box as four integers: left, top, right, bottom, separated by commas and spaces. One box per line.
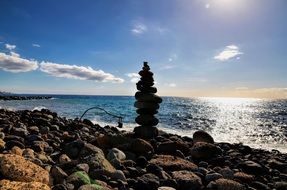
0, 109, 287, 190
0, 95, 52, 101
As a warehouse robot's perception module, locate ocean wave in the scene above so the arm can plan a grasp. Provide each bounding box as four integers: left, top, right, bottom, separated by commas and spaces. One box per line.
32, 106, 47, 111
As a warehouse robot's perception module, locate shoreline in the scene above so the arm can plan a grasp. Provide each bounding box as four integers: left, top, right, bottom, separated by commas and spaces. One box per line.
0, 108, 286, 189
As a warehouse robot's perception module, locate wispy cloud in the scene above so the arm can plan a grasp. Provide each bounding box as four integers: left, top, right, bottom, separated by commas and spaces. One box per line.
214, 45, 243, 61
32, 43, 41, 48
205, 3, 210, 9
5, 44, 16, 51
131, 22, 147, 35
0, 52, 38, 73
165, 83, 176, 87
168, 53, 177, 62
126, 73, 140, 83
40, 62, 124, 83
235, 87, 249, 90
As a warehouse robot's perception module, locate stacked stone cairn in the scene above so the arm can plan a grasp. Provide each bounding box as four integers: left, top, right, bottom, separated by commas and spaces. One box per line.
134, 62, 162, 139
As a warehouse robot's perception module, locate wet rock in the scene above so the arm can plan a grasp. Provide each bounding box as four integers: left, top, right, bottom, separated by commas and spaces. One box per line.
191, 142, 222, 160
149, 155, 198, 171
193, 130, 214, 144
0, 154, 50, 184
0, 179, 50, 190
172, 170, 202, 190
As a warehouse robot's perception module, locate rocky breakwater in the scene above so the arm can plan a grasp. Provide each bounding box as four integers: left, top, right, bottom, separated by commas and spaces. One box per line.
0, 95, 52, 101
0, 108, 287, 190
134, 62, 162, 139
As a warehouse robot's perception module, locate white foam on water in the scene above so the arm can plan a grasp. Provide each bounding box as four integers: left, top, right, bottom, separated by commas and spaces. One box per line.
32, 106, 47, 111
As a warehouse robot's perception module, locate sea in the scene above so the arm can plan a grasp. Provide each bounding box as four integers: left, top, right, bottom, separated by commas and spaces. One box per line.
1, 95, 287, 153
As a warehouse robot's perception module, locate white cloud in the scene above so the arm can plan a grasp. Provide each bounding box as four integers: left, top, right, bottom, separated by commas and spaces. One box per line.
40, 62, 124, 83
131, 23, 147, 35
168, 54, 177, 62
205, 3, 210, 9
214, 45, 243, 61
5, 44, 16, 51
165, 83, 176, 87
0, 52, 38, 73
126, 73, 140, 83
32, 43, 40, 48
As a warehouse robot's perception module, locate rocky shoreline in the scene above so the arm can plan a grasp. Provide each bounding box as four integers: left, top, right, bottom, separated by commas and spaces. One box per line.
0, 95, 52, 101
0, 108, 286, 190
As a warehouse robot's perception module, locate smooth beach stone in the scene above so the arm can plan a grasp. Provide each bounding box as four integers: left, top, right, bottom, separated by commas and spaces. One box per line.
50, 166, 68, 183
0, 180, 51, 190
233, 172, 254, 183
135, 92, 163, 103
135, 115, 159, 126
193, 130, 214, 144
107, 148, 126, 161
134, 126, 159, 139
134, 101, 159, 110
158, 187, 176, 190
172, 170, 202, 190
157, 140, 190, 156
191, 142, 222, 160
141, 80, 154, 87
136, 108, 158, 115
66, 171, 91, 189
205, 173, 223, 183
0, 139, 5, 150
79, 143, 116, 173
149, 155, 198, 171
239, 160, 267, 175
138, 70, 154, 77
134, 173, 160, 190
207, 178, 245, 190
136, 85, 157, 93
0, 154, 50, 184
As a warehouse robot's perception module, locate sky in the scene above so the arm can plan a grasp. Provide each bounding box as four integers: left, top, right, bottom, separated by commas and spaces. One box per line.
0, 0, 287, 98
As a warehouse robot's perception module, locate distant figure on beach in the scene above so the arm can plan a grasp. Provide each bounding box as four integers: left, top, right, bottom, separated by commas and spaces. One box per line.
134, 62, 162, 139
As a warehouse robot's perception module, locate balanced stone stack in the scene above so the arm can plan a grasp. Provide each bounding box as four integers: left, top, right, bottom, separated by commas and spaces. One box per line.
134, 62, 162, 139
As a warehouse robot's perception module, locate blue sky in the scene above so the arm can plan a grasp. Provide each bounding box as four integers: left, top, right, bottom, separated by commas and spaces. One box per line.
0, 0, 287, 98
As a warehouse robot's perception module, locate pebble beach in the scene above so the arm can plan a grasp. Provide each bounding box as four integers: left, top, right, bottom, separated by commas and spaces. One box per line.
0, 108, 287, 190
